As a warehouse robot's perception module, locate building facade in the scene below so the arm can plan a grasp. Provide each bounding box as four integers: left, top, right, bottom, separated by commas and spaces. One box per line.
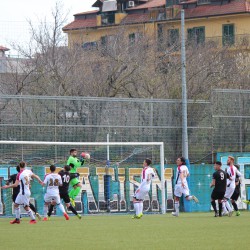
63, 0, 250, 49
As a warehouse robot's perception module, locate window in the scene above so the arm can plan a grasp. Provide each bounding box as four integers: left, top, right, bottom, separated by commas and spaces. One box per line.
166, 0, 179, 7
168, 29, 179, 47
129, 33, 136, 45
157, 24, 164, 51
187, 26, 205, 45
197, 0, 210, 4
101, 12, 115, 25
222, 24, 235, 46
82, 42, 98, 50
101, 36, 107, 47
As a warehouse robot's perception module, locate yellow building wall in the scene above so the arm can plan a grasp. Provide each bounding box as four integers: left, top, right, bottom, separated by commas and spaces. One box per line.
65, 13, 250, 46
163, 14, 250, 37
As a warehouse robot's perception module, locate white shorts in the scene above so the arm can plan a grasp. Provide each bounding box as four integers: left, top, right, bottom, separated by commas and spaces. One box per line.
134, 186, 150, 200
174, 185, 190, 198
224, 187, 235, 199
15, 193, 30, 207
44, 193, 60, 204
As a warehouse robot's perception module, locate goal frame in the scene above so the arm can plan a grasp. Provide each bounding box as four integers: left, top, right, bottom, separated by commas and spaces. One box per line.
0, 140, 166, 214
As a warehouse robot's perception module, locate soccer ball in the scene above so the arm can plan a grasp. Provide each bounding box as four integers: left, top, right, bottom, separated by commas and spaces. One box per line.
81, 152, 90, 160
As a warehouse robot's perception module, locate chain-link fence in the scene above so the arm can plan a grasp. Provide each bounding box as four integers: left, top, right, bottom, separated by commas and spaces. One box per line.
0, 89, 249, 163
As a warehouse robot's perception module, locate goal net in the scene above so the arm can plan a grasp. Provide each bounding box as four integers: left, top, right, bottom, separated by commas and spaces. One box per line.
0, 141, 168, 216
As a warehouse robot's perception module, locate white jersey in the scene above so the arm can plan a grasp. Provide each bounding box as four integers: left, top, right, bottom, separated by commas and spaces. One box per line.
226, 165, 241, 189
138, 167, 155, 190
44, 173, 62, 196
175, 165, 189, 185
17, 169, 33, 195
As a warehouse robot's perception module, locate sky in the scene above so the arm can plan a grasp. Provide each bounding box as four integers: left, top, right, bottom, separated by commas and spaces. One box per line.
0, 0, 96, 55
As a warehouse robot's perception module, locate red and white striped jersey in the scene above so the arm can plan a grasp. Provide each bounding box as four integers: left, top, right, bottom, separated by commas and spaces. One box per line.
138, 167, 155, 189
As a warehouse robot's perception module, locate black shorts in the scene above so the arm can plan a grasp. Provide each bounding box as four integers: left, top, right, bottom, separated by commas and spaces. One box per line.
211, 190, 225, 200
12, 193, 19, 203
231, 191, 240, 201
60, 192, 70, 204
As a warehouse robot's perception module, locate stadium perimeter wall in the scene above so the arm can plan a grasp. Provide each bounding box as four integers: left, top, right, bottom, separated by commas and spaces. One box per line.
0, 153, 250, 216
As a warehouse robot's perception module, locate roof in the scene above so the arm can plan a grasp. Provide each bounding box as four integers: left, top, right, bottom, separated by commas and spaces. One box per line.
121, 13, 151, 24
74, 9, 99, 16
0, 46, 10, 51
63, 18, 97, 31
176, 0, 250, 19
126, 0, 166, 10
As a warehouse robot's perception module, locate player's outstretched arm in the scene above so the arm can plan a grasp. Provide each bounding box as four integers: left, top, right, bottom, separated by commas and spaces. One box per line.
1, 179, 19, 189
31, 174, 43, 185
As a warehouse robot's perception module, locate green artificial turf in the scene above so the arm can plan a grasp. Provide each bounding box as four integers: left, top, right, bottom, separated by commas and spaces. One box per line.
0, 212, 249, 250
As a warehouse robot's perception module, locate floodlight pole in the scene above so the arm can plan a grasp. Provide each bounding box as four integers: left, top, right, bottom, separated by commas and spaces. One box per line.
181, 10, 189, 160
181, 10, 191, 213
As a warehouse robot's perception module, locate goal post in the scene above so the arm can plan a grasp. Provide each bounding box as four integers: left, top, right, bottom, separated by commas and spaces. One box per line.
0, 140, 166, 215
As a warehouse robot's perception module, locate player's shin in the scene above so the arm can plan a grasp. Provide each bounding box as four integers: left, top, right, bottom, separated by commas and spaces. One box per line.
68, 205, 78, 215
15, 206, 20, 220
134, 202, 140, 216
218, 202, 223, 216
57, 203, 66, 214
211, 200, 217, 213
232, 201, 238, 211
48, 204, 54, 217
139, 202, 143, 215
29, 203, 37, 213
174, 201, 179, 214
43, 205, 48, 218
27, 209, 35, 220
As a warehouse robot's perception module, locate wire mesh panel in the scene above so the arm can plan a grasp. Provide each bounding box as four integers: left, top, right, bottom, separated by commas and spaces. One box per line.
0, 95, 212, 163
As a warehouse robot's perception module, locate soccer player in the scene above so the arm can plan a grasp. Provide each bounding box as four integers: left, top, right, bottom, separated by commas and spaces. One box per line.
6, 165, 42, 220
47, 165, 81, 219
230, 164, 241, 216
132, 158, 155, 219
67, 149, 85, 206
1, 161, 43, 224
172, 157, 199, 217
210, 161, 227, 217
42, 165, 69, 221
222, 156, 241, 217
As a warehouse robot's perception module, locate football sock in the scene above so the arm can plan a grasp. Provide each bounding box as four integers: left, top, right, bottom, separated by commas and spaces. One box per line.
58, 203, 66, 214
186, 196, 192, 201
43, 205, 48, 217
174, 201, 179, 214
225, 201, 232, 212
134, 202, 139, 216
232, 202, 238, 211
48, 204, 54, 217
29, 203, 36, 213
15, 207, 20, 220
27, 209, 35, 220
139, 202, 143, 214
222, 201, 227, 212
218, 202, 222, 215
211, 201, 217, 213
69, 205, 78, 215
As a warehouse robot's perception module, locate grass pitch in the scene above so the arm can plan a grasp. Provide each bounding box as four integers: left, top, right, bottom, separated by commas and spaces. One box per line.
1, 212, 250, 250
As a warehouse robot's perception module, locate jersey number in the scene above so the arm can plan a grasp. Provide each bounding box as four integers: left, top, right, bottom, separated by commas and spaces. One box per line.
49, 178, 59, 186
24, 176, 29, 185
220, 172, 224, 180
62, 175, 70, 183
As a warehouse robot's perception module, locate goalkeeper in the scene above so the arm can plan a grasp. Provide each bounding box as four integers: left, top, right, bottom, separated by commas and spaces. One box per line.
67, 148, 86, 206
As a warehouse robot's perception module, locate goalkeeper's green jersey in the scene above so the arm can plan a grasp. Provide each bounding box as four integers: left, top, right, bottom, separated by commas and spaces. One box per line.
67, 156, 83, 173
